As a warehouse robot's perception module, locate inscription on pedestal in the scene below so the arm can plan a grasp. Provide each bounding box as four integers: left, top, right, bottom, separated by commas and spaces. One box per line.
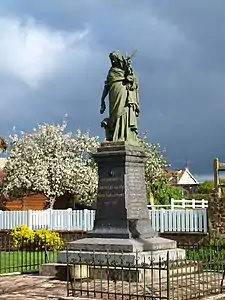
97, 177, 125, 220
98, 178, 124, 198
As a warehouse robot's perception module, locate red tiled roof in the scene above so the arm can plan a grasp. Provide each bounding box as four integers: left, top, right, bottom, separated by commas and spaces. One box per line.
0, 169, 5, 179
165, 169, 185, 183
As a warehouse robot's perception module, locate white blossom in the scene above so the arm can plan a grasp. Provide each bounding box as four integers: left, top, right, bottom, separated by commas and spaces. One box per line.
139, 132, 169, 191
3, 119, 99, 208
3, 124, 168, 208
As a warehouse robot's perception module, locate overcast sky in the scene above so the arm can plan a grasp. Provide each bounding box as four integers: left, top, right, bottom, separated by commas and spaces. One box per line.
0, 0, 225, 180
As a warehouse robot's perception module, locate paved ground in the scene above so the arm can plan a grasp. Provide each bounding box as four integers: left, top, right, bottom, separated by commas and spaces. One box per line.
0, 275, 68, 300
1, 274, 225, 300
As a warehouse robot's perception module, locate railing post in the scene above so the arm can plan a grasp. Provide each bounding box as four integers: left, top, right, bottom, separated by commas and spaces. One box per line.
83, 209, 87, 231
150, 210, 155, 231
171, 198, 174, 210
202, 199, 205, 209
48, 209, 52, 230
198, 210, 203, 232
27, 210, 32, 229
166, 251, 170, 299
160, 209, 164, 233
203, 209, 208, 233
67, 208, 72, 230
0, 210, 3, 230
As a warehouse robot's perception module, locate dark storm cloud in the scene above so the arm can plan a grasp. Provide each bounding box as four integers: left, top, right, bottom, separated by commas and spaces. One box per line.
0, 0, 225, 178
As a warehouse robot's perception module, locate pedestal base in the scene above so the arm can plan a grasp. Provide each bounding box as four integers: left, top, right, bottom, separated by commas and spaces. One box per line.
67, 237, 177, 252
58, 237, 185, 265
58, 248, 185, 266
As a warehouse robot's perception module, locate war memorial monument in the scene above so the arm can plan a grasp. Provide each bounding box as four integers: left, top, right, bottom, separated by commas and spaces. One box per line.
56, 50, 185, 274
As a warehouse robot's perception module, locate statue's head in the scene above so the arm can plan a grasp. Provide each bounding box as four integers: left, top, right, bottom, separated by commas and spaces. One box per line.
109, 50, 124, 68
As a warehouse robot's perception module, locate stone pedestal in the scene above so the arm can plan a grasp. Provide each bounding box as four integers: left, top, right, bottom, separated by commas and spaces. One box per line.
88, 141, 155, 239
57, 142, 185, 270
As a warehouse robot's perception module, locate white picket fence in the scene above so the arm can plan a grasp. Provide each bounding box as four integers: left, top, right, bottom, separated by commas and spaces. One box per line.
149, 209, 207, 233
148, 198, 208, 210
0, 208, 208, 233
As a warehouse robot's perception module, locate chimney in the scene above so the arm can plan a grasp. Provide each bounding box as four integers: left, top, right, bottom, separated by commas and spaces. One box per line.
185, 159, 189, 170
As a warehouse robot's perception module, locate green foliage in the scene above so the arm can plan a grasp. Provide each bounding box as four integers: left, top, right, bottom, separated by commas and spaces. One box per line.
186, 238, 225, 262
186, 181, 214, 201
198, 181, 214, 194
10, 225, 64, 251
152, 180, 183, 205
139, 132, 171, 205
186, 193, 210, 200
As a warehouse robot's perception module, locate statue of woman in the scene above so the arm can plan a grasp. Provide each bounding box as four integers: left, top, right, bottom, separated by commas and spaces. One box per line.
100, 50, 140, 145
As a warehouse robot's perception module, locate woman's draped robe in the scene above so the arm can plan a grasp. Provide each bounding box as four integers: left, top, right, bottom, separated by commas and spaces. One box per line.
105, 66, 139, 144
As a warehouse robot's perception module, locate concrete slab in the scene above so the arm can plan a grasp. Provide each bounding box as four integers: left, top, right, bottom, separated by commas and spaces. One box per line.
67, 237, 177, 253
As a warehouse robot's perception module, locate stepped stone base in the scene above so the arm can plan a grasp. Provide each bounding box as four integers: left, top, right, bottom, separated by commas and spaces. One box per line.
58, 236, 185, 266
67, 237, 177, 252
41, 245, 186, 282
40, 257, 196, 282
40, 237, 185, 281
58, 248, 185, 266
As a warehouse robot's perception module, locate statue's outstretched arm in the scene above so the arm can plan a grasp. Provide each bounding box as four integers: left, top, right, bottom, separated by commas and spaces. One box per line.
101, 84, 109, 103
100, 84, 109, 114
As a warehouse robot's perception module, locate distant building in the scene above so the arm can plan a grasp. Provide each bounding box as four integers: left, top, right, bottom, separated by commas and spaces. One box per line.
166, 163, 199, 194
0, 158, 6, 181
0, 157, 6, 169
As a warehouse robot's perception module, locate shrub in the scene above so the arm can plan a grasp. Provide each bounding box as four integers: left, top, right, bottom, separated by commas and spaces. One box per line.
34, 228, 64, 251
10, 225, 64, 251
10, 225, 35, 249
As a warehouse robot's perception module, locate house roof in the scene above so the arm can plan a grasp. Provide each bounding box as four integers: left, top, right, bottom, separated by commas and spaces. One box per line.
166, 167, 199, 185
165, 169, 184, 177
165, 169, 185, 181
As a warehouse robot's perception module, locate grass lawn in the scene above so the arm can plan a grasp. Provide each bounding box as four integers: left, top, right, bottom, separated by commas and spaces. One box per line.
0, 250, 57, 274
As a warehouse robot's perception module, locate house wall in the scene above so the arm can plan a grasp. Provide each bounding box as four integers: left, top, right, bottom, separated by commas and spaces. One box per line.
1, 193, 76, 211
1, 193, 47, 210
0, 158, 6, 169
178, 170, 198, 185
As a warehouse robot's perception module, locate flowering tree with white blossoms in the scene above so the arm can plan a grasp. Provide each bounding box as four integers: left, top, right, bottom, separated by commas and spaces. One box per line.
3, 121, 172, 207
140, 133, 169, 183
3, 119, 99, 208
140, 132, 183, 205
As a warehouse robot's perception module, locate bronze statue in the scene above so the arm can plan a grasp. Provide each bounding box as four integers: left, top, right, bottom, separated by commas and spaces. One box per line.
100, 50, 140, 145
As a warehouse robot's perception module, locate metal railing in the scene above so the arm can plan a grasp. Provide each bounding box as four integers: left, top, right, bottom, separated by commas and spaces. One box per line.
67, 243, 225, 300
0, 236, 58, 274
